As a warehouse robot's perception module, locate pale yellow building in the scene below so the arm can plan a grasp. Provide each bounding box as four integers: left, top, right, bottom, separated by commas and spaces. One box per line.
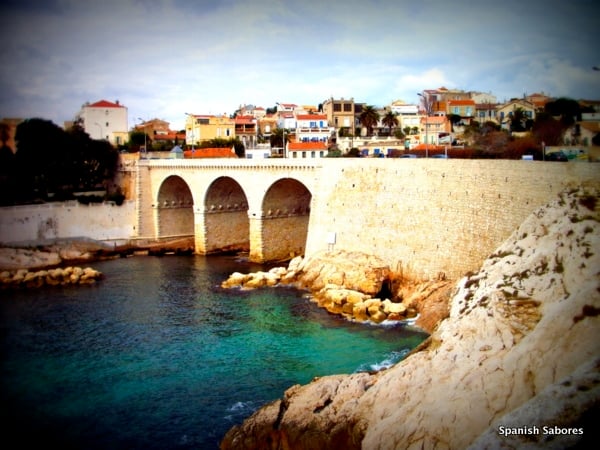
185, 114, 235, 146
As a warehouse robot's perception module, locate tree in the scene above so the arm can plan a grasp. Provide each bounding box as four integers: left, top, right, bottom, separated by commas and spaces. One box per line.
128, 130, 147, 153
14, 118, 68, 199
447, 114, 462, 131
270, 128, 288, 152
509, 107, 528, 132
359, 105, 380, 136
12, 118, 120, 203
544, 97, 581, 126
531, 112, 566, 147
381, 111, 399, 136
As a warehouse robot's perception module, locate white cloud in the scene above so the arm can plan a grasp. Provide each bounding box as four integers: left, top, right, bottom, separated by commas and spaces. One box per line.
0, 0, 599, 130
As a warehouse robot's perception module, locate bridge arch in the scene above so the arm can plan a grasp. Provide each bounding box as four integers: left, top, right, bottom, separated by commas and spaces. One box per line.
156, 175, 194, 238
202, 176, 250, 254
250, 177, 312, 262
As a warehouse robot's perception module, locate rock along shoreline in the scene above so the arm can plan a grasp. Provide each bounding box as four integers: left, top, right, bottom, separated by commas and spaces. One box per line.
220, 186, 600, 450
221, 250, 454, 333
0, 237, 194, 290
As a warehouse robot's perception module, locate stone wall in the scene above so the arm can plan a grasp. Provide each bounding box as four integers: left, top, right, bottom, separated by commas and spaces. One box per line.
306, 159, 600, 280
2, 159, 599, 281
0, 200, 136, 244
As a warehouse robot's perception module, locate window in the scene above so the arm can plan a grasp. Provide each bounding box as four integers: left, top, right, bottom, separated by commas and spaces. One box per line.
453, 107, 459, 114
466, 107, 472, 116
311, 151, 315, 158
333, 104, 341, 112
106, 122, 109, 127
344, 103, 352, 112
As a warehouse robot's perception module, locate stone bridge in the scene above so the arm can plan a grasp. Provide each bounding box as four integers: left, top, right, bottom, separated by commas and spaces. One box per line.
135, 158, 600, 279
136, 159, 322, 262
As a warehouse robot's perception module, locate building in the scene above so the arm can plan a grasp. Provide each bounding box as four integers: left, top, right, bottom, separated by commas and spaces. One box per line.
525, 92, 553, 111
496, 99, 536, 130
77, 100, 128, 146
185, 114, 235, 146
419, 115, 451, 146
447, 99, 476, 123
288, 141, 328, 158
322, 97, 365, 136
0, 118, 23, 153
183, 147, 237, 158
295, 114, 330, 144
420, 87, 471, 115
135, 118, 171, 136
234, 115, 258, 149
258, 114, 278, 138
245, 144, 273, 159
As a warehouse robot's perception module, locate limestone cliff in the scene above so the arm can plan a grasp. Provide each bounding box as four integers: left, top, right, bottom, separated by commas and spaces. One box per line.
220, 187, 600, 449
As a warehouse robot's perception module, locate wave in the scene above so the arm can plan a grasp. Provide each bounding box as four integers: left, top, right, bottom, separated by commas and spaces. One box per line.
355, 349, 410, 373
223, 400, 264, 422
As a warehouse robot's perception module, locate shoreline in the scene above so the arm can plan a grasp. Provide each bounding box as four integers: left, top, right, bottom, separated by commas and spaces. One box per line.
0, 237, 195, 272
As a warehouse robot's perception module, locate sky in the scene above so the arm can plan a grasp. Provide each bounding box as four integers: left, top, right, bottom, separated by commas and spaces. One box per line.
1, 0, 599, 131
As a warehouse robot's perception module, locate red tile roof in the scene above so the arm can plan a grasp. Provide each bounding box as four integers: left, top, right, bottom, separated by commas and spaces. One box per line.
447, 99, 475, 106
296, 114, 327, 120
89, 100, 124, 108
235, 116, 256, 124
288, 141, 328, 151
184, 147, 237, 158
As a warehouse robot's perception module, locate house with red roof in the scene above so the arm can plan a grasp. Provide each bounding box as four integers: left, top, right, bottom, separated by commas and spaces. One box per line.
288, 141, 329, 159
77, 99, 128, 146
447, 99, 476, 122
234, 115, 258, 149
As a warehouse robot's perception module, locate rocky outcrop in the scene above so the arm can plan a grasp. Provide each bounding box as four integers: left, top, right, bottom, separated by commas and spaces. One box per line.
0, 266, 103, 289
222, 250, 454, 329
0, 237, 195, 272
220, 187, 600, 449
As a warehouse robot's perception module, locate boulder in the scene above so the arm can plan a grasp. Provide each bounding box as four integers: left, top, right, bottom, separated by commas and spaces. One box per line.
294, 250, 390, 296
221, 272, 249, 288
221, 187, 600, 450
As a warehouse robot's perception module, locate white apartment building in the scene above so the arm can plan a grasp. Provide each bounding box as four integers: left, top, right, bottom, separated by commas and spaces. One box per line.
295, 114, 331, 143
78, 99, 128, 146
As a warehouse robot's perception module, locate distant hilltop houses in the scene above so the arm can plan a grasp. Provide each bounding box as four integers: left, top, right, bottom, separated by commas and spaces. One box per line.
2, 87, 600, 159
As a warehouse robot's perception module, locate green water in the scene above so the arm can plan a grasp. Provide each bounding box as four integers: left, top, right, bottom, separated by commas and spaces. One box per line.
0, 254, 428, 449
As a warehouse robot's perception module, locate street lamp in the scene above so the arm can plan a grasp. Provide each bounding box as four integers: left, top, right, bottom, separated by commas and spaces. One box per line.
184, 112, 195, 153
417, 93, 429, 158
137, 117, 147, 159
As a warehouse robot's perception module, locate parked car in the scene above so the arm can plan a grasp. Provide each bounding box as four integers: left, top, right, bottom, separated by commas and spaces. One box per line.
546, 151, 568, 162
431, 154, 448, 159
400, 154, 418, 158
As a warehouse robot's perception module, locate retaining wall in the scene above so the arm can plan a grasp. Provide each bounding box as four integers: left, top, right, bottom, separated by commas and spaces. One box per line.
0, 200, 136, 244
306, 159, 600, 280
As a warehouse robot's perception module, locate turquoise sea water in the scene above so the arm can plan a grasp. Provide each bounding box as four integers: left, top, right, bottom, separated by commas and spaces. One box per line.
0, 255, 428, 449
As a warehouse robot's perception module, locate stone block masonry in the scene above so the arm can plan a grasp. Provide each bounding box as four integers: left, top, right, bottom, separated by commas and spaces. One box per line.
0, 200, 136, 244
305, 159, 600, 280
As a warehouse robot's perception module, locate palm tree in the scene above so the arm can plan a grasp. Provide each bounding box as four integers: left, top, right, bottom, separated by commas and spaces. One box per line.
382, 111, 399, 136
510, 107, 527, 132
359, 105, 380, 136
